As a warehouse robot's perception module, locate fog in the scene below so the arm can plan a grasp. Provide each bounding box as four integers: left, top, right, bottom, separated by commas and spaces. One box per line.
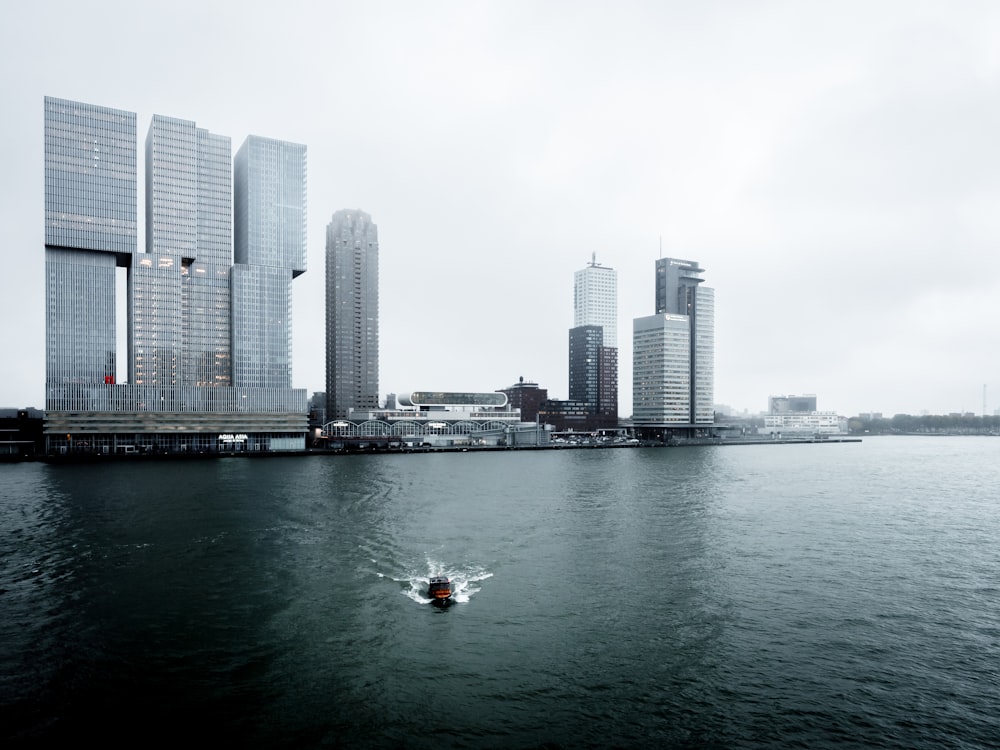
3, 1, 999, 417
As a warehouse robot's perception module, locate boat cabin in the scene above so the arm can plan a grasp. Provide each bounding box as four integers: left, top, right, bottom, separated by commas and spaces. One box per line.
427, 576, 452, 601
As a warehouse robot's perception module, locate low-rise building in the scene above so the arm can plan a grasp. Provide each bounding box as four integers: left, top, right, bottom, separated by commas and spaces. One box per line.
762, 412, 848, 437
500, 378, 548, 424
320, 390, 549, 448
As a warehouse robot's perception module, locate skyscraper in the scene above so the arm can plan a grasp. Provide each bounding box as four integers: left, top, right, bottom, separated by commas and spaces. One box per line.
325, 209, 379, 420
45, 97, 136, 396
633, 257, 714, 428
574, 253, 617, 348
44, 96, 307, 455
568, 255, 618, 427
233, 136, 307, 389
140, 114, 233, 388
632, 313, 692, 423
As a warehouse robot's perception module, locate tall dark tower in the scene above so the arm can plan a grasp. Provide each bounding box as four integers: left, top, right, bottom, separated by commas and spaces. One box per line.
325, 209, 379, 421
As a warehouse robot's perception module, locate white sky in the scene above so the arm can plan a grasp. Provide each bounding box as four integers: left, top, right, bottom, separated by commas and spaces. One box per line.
2, 0, 999, 418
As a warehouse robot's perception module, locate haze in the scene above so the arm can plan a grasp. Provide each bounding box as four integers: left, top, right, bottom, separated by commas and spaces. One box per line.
2, 1, 999, 418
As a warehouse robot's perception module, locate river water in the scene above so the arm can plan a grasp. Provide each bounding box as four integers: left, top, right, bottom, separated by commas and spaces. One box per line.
2, 437, 998, 748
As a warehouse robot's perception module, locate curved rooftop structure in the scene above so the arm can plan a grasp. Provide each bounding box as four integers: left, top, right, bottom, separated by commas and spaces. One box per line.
396, 391, 508, 408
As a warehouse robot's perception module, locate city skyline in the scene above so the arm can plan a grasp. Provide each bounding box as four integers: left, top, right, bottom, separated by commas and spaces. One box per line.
4, 2, 1000, 419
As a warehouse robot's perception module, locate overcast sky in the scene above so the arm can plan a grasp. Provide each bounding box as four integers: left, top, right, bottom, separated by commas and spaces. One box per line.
3, 1, 999, 418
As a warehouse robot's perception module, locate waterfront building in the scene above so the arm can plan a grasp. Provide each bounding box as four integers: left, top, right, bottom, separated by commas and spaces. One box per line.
567, 256, 618, 428
762, 395, 845, 436
500, 378, 548, 424
308, 391, 327, 431
632, 313, 692, 423
762, 412, 848, 436
43, 96, 307, 455
142, 114, 233, 388
326, 209, 379, 420
321, 391, 546, 448
597, 345, 619, 422
568, 325, 602, 410
0, 408, 45, 460
536, 398, 596, 433
632, 258, 714, 434
45, 98, 136, 393
233, 136, 307, 389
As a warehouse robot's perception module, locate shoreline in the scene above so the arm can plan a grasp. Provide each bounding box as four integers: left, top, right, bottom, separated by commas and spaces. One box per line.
28, 435, 863, 464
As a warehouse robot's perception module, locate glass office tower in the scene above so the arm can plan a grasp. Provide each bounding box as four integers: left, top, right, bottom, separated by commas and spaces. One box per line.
44, 97, 137, 402
325, 209, 379, 420
691, 283, 715, 424
44, 97, 308, 455
44, 97, 137, 254
233, 136, 307, 390
144, 115, 233, 388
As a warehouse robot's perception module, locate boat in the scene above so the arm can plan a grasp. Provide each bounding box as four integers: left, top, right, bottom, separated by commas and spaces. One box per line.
427, 576, 453, 602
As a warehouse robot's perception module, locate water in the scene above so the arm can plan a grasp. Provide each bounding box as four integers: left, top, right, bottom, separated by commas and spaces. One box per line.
2, 437, 999, 748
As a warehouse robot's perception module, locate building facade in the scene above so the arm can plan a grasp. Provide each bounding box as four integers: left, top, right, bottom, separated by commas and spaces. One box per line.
537, 398, 597, 432
140, 114, 234, 388
769, 395, 818, 414
574, 254, 617, 348
325, 209, 379, 420
43, 96, 307, 455
568, 325, 602, 409
567, 256, 618, 428
321, 391, 547, 449
762, 412, 848, 436
632, 257, 714, 432
45, 98, 136, 394
233, 136, 307, 390
500, 378, 548, 424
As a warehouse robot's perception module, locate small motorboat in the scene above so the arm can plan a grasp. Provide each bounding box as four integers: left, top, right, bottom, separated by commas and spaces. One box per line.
427, 576, 453, 602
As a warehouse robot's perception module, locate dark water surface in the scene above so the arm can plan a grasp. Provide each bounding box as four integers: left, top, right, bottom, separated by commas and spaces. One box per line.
2, 437, 999, 748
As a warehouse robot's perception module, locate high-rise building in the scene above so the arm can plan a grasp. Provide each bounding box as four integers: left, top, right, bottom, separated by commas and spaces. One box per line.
568, 325, 602, 407
596, 343, 619, 422
233, 136, 307, 389
633, 257, 714, 428
45, 97, 136, 394
574, 253, 617, 348
44, 96, 308, 455
632, 313, 692, 423
325, 209, 379, 420
140, 114, 233, 388
567, 255, 618, 427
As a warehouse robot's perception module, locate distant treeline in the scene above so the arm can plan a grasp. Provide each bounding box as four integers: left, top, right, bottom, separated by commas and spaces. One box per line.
848, 413, 1000, 435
